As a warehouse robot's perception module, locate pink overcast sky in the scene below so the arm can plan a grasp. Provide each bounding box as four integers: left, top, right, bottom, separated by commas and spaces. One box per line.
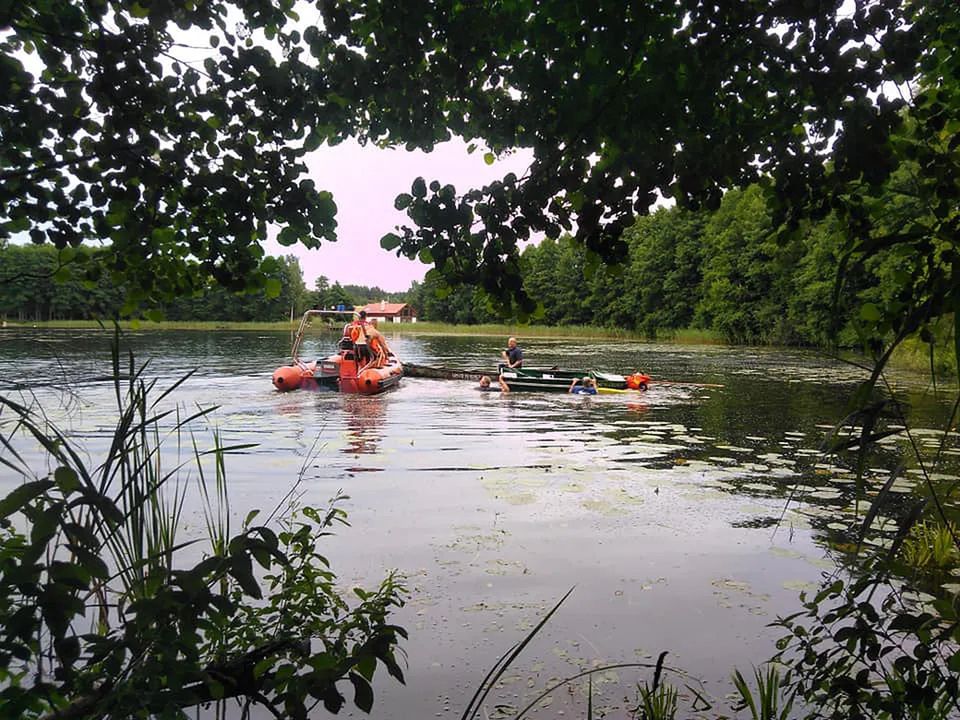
264, 139, 532, 293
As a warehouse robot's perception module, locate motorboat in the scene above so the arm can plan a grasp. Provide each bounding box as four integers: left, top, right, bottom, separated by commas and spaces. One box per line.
272, 310, 402, 394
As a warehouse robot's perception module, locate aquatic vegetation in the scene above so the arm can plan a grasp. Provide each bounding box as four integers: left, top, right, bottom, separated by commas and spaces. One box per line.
774, 569, 960, 720
731, 665, 796, 720
0, 345, 406, 718
901, 520, 960, 572
635, 677, 680, 720
768, 360, 960, 719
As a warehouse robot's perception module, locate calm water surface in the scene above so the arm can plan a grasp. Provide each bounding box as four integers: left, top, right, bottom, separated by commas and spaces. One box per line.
1, 328, 957, 718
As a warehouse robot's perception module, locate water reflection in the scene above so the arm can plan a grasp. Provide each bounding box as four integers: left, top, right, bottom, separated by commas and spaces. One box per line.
341, 393, 388, 455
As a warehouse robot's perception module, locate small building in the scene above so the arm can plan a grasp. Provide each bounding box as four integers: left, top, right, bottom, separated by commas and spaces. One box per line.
361, 301, 417, 323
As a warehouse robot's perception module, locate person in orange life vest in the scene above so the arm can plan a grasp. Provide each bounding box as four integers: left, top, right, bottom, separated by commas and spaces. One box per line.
344, 311, 366, 342
342, 311, 375, 365
365, 317, 393, 367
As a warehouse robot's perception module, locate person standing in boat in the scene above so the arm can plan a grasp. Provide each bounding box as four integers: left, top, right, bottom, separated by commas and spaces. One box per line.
569, 377, 598, 395
501, 337, 523, 369
345, 311, 376, 365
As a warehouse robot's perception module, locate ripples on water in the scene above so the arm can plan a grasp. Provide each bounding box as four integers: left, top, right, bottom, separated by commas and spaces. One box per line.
1, 328, 958, 718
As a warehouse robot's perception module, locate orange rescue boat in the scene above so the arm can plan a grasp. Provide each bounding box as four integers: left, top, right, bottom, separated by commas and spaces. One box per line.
272, 310, 403, 395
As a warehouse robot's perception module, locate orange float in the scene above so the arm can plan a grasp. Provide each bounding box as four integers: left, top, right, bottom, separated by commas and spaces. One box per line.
271, 361, 317, 391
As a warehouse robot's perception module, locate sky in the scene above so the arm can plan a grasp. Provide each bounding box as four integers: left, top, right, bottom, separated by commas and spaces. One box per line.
264, 139, 533, 294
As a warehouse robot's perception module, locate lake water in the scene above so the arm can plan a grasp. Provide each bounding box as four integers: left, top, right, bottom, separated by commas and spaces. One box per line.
1, 327, 958, 718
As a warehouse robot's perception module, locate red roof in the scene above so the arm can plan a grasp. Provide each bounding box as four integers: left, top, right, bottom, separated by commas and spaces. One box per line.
361, 302, 415, 316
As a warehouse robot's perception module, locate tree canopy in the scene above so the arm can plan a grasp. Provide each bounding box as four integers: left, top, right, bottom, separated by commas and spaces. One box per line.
2, 1, 956, 325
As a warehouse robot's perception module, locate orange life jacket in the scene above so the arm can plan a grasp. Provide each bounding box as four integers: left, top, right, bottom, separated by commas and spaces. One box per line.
347, 320, 369, 343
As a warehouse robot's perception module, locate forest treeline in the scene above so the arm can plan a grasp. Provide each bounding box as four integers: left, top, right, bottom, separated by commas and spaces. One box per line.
413, 174, 952, 349
0, 245, 404, 323
1, 176, 951, 351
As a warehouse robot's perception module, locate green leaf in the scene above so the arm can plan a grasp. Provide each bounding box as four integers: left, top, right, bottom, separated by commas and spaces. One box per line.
5, 216, 29, 233
349, 672, 374, 713
72, 547, 109, 580
0, 480, 54, 519
130, 3, 149, 18
483, 152, 495, 165
55, 636, 81, 666
278, 226, 300, 245
394, 193, 413, 211
380, 233, 402, 251
229, 555, 262, 598
356, 655, 376, 681
859, 303, 881, 322
54, 467, 80, 493
315, 191, 337, 218
304, 131, 322, 152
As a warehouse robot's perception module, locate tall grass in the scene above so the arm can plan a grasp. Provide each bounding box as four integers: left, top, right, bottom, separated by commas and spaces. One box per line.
390, 321, 655, 339
731, 665, 796, 720
636, 681, 679, 720
890, 329, 958, 380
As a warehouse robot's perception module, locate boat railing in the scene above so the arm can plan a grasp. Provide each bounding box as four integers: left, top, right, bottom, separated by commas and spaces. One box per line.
290, 309, 355, 363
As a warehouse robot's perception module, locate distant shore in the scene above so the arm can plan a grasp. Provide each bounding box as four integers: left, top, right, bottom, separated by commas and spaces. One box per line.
0, 319, 725, 343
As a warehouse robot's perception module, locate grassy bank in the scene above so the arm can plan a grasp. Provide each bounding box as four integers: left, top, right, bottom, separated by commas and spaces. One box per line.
375, 321, 726, 343
890, 334, 958, 379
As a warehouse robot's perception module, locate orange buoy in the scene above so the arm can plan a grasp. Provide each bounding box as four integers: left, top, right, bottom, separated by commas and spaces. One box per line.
357, 363, 402, 394
273, 365, 303, 391
626, 372, 650, 391
273, 361, 318, 391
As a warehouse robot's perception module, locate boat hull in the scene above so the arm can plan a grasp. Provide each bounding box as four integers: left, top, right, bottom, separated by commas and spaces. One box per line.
497, 366, 630, 392
273, 345, 402, 395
